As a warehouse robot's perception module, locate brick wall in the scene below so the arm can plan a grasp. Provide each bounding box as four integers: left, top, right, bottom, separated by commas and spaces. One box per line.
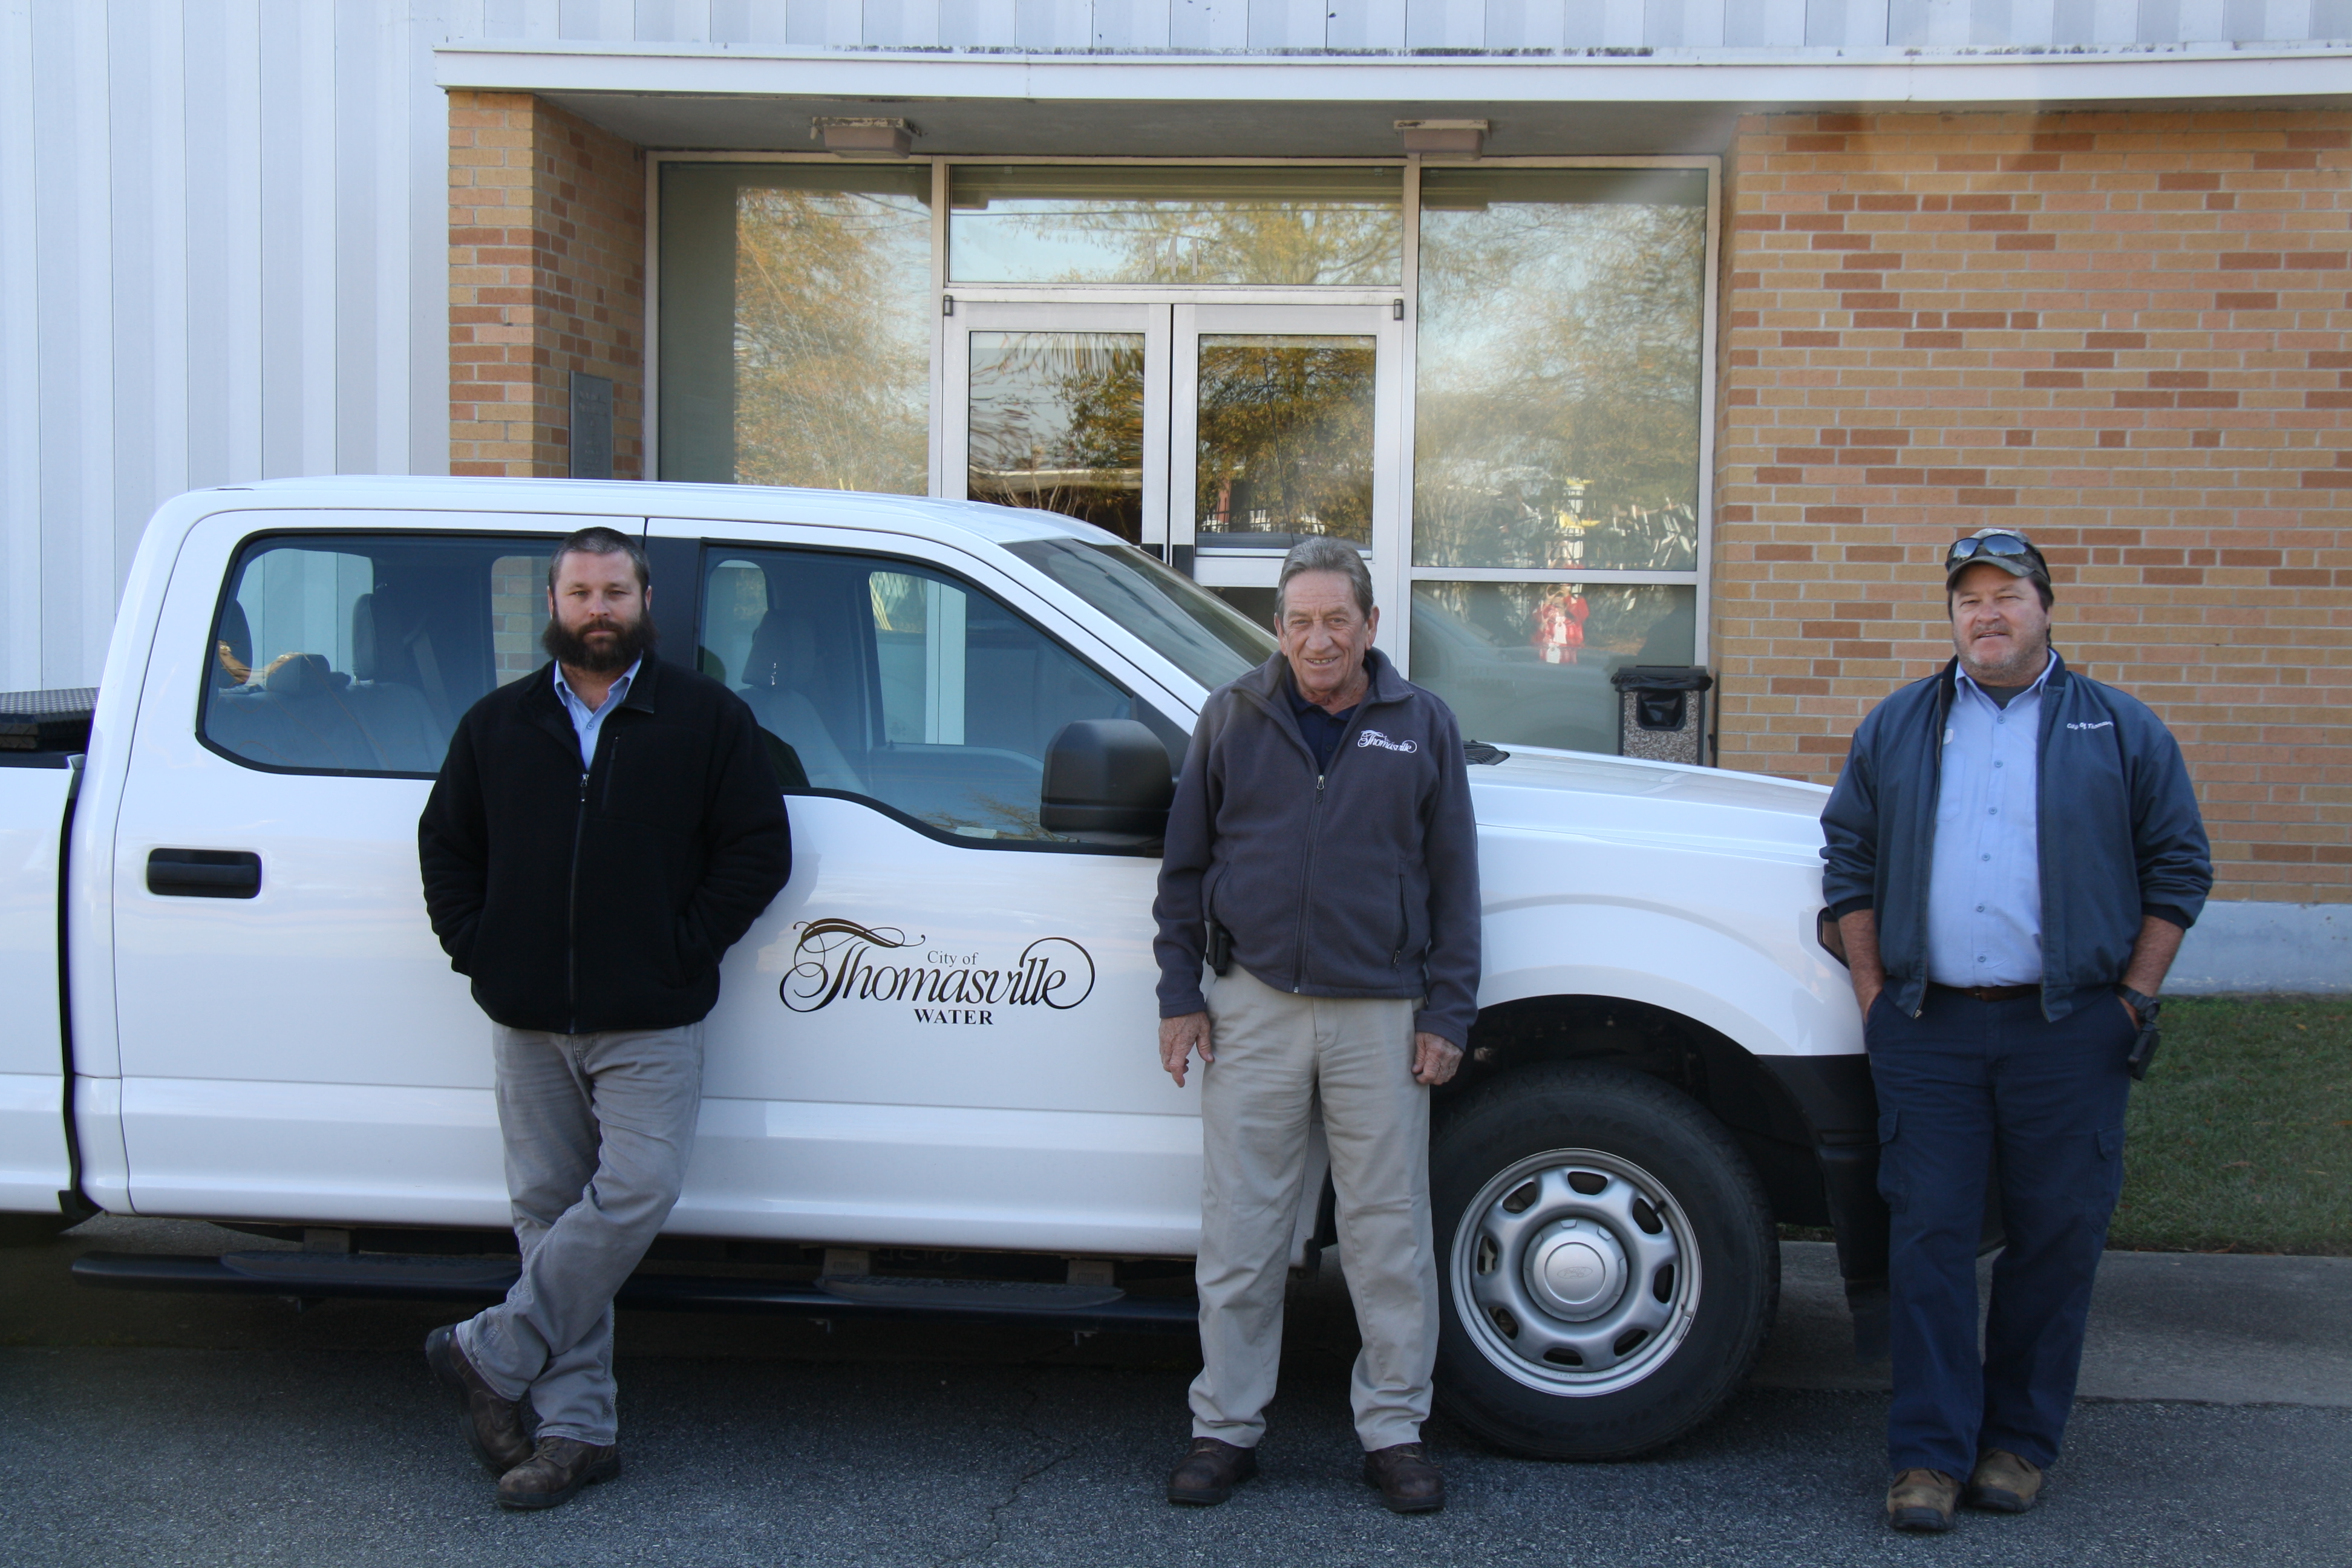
1713, 109, 2351, 905
448, 91, 646, 479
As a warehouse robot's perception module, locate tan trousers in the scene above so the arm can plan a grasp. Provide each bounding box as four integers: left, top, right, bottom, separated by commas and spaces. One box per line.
1189, 964, 1438, 1452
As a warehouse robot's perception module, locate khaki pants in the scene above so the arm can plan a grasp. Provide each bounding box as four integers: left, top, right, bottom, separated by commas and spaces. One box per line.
1189, 965, 1437, 1452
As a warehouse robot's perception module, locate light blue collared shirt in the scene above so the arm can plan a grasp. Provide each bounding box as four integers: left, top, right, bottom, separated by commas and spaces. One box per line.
1925, 660, 2053, 988
550, 657, 641, 769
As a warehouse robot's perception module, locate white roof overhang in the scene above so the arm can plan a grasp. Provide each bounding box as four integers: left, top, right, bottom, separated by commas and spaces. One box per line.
434, 41, 2352, 157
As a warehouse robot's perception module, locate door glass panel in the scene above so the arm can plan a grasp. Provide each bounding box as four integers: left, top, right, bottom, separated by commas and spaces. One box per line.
1409, 583, 1696, 755
1195, 335, 1376, 551
201, 535, 556, 776
659, 163, 933, 491
967, 332, 1147, 544
948, 166, 1403, 286
701, 549, 1146, 843
1413, 169, 1708, 570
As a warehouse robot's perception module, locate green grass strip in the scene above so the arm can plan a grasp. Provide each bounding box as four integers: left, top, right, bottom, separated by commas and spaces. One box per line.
2111, 995, 2352, 1256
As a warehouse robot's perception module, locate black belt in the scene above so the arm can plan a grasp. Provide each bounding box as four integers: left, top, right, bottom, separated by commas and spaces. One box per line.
1927, 982, 2037, 1003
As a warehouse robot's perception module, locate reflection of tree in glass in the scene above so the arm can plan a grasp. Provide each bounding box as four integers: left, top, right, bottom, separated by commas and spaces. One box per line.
733, 186, 930, 494
967, 334, 1146, 541
867, 572, 929, 635
1012, 200, 1399, 287
1197, 339, 1375, 543
1414, 202, 1705, 569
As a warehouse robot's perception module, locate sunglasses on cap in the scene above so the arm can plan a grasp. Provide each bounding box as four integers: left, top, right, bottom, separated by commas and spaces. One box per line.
1944, 531, 2048, 580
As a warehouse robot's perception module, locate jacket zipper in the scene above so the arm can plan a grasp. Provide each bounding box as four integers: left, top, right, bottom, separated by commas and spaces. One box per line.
1292, 771, 1325, 992
566, 766, 588, 1033
1393, 867, 1408, 967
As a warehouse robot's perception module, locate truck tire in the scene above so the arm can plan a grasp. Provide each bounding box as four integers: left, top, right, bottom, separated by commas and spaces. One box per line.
1430, 1062, 1778, 1459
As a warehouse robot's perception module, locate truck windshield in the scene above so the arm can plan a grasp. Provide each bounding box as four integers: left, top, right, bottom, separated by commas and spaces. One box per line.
1004, 538, 1275, 691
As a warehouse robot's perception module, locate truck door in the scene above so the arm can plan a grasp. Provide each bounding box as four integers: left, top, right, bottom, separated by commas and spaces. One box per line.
107, 511, 595, 1224
660, 522, 1207, 1258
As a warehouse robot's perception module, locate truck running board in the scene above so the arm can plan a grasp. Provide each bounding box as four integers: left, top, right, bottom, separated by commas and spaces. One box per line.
70, 1251, 1200, 1334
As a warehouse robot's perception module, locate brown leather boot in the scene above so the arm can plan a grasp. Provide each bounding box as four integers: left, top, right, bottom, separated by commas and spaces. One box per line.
1362, 1442, 1445, 1514
1166, 1437, 1258, 1505
1965, 1449, 2045, 1514
423, 1325, 531, 1476
497, 1436, 622, 1511
1886, 1468, 1959, 1532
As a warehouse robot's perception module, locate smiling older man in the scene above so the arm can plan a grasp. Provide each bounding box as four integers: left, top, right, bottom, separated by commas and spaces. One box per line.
1152, 537, 1481, 1515
1822, 528, 2210, 1532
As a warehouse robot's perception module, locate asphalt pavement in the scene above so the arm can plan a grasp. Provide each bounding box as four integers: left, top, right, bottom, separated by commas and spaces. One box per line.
2, 1217, 2346, 1567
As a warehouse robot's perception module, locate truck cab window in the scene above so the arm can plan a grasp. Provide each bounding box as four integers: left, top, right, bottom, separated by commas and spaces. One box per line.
698, 547, 1151, 843
201, 535, 552, 777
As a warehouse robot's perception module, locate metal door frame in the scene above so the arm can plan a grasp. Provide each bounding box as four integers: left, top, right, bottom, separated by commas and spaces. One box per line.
1171, 301, 1407, 645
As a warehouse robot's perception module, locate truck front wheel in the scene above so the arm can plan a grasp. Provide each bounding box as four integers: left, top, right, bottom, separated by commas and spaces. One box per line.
1430, 1062, 1777, 1459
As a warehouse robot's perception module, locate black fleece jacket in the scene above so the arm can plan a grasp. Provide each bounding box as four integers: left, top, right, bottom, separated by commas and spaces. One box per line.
1153, 648, 1483, 1047
418, 657, 792, 1034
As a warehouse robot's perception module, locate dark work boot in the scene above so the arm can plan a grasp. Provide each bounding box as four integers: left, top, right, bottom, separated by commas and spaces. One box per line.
1362, 1442, 1445, 1513
1886, 1468, 1960, 1532
1166, 1437, 1258, 1505
497, 1436, 622, 1511
1965, 1449, 2045, 1514
424, 1324, 532, 1476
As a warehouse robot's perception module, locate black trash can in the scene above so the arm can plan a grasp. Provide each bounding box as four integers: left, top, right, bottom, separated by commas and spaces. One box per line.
1609, 666, 1714, 766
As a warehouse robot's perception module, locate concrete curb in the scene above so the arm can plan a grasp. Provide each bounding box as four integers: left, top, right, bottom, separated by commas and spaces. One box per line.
1753, 1240, 2352, 1405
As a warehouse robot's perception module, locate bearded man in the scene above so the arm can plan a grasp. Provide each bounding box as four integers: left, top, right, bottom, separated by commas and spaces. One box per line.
1821, 528, 2209, 1532
417, 526, 791, 1510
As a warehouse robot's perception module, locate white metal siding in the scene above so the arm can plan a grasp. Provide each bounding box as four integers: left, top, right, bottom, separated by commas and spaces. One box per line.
446, 0, 2339, 42
0, 1, 448, 692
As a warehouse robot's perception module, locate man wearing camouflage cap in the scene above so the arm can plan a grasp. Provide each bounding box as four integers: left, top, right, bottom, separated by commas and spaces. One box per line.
1820, 528, 2212, 1532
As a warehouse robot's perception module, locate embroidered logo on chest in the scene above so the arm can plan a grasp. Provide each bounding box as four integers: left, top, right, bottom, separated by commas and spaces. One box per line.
1357, 730, 1418, 753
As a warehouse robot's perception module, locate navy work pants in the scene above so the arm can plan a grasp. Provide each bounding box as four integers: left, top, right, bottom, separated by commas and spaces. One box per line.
1866, 985, 2135, 1478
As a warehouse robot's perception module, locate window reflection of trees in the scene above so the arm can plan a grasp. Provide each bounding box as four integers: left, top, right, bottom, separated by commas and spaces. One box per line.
953, 169, 1403, 287
733, 184, 931, 494
1414, 185, 1706, 571
966, 334, 1147, 542
1025, 201, 1400, 286
1197, 338, 1376, 546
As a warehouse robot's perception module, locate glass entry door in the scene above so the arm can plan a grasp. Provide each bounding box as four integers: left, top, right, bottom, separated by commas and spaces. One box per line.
945, 301, 1405, 633
1174, 303, 1404, 625
942, 302, 1171, 549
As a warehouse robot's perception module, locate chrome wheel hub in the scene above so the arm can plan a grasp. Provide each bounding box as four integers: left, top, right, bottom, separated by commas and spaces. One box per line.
1450, 1148, 1702, 1398
1525, 1218, 1626, 1321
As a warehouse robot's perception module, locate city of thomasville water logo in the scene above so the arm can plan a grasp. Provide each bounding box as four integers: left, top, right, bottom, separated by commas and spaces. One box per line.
780, 919, 1096, 1025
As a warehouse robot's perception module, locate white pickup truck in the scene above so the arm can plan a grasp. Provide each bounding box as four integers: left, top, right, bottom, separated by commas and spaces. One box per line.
0, 477, 1884, 1460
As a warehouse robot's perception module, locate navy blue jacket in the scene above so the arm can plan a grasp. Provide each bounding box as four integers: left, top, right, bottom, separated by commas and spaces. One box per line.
1154, 648, 1483, 1046
1820, 650, 2211, 1021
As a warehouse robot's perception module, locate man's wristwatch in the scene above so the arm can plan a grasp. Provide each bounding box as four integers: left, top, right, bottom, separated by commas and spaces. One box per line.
2117, 985, 2161, 1026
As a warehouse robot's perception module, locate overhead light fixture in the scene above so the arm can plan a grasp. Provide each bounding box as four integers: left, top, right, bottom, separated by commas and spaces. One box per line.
814, 116, 915, 158
1395, 119, 1488, 157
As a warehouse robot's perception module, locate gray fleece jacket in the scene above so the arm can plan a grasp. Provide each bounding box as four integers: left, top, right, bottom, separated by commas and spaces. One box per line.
1152, 647, 1483, 1046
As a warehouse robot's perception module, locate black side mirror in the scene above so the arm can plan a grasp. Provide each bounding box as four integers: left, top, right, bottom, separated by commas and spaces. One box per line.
1042, 719, 1175, 848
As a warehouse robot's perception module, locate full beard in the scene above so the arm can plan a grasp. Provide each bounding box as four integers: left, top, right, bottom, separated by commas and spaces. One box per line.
543, 611, 658, 674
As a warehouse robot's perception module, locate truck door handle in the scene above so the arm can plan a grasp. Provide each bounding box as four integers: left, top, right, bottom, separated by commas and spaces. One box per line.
146, 849, 262, 899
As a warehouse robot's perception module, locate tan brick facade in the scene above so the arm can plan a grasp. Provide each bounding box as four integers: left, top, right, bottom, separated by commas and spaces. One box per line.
448, 91, 646, 479
1713, 109, 2351, 905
